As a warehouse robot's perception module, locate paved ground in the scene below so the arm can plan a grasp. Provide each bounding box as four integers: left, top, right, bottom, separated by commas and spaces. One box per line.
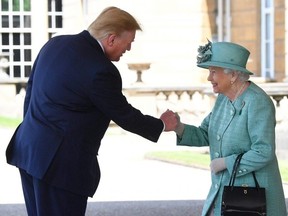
0, 200, 204, 216
0, 127, 287, 215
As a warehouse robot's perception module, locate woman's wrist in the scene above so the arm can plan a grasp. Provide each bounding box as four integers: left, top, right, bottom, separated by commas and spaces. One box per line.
175, 122, 185, 137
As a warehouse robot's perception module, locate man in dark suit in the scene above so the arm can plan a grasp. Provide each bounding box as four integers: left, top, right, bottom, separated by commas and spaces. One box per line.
6, 7, 177, 216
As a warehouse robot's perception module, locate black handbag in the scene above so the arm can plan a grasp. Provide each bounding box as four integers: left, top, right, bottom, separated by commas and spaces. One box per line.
221, 153, 266, 216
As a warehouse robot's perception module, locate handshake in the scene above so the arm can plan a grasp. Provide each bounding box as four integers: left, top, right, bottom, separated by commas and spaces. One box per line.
160, 109, 185, 136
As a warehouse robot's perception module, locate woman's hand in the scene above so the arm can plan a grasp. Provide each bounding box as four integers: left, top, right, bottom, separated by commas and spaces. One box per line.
210, 158, 226, 174
174, 112, 184, 136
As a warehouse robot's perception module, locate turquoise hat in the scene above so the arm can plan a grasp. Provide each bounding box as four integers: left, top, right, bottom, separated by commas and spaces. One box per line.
197, 40, 253, 75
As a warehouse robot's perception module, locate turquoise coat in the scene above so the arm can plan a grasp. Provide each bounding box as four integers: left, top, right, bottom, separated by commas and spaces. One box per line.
177, 82, 287, 216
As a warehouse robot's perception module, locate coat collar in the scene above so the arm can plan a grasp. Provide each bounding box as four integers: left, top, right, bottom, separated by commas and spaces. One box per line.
80, 30, 104, 53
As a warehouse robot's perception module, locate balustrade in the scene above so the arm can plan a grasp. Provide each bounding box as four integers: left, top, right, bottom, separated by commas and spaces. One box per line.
123, 82, 288, 129
123, 82, 288, 109
1, 77, 288, 121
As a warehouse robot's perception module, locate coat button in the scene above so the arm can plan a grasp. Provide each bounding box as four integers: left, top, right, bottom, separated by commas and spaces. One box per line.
214, 152, 220, 158
217, 135, 221, 141
215, 184, 219, 189
230, 110, 234, 115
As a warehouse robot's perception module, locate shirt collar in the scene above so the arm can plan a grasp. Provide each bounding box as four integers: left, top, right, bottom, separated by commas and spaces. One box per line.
97, 40, 105, 53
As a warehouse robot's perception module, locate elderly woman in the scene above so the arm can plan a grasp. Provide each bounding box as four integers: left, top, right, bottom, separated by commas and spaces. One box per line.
171, 41, 287, 215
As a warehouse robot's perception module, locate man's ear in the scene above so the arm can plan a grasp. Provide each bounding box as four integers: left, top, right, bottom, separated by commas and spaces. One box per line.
107, 34, 116, 46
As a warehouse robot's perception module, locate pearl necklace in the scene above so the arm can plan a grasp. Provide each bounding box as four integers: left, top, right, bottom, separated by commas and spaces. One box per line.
233, 81, 247, 101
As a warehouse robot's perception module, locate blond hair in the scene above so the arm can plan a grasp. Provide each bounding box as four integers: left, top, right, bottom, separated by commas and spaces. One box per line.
88, 7, 142, 40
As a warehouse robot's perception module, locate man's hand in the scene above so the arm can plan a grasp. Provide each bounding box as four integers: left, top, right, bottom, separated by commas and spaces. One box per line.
160, 109, 178, 131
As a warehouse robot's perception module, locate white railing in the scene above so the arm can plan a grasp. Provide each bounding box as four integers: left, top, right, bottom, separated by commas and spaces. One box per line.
123, 82, 288, 130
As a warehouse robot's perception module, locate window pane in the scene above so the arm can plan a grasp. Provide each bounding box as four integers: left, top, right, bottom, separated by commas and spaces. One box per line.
25, 65, 31, 77
13, 0, 20, 11
1, 0, 9, 11
48, 16, 52, 28
13, 49, 20, 61
265, 43, 271, 69
56, 16, 62, 28
14, 65, 20, 77
48, 0, 63, 12
24, 0, 31, 11
55, 0, 62, 12
265, 43, 270, 76
24, 49, 31, 61
24, 33, 31, 45
48, 0, 51, 11
2, 15, 9, 28
13, 33, 20, 45
265, 14, 270, 39
265, 0, 272, 7
13, 15, 20, 27
2, 33, 9, 45
24, 15, 31, 27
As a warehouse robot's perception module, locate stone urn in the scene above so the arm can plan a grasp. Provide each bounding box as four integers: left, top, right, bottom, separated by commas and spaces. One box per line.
127, 63, 151, 83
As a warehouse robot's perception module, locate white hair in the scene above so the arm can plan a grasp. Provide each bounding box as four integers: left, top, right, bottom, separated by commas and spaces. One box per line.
223, 68, 250, 82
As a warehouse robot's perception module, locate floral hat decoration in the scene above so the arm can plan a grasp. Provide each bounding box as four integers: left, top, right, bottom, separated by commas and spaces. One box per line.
196, 40, 253, 75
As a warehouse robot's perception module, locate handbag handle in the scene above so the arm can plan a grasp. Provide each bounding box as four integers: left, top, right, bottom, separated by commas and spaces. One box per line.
228, 153, 261, 189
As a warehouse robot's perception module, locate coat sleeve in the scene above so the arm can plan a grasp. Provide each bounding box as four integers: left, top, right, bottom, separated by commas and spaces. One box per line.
177, 112, 211, 147
23, 55, 40, 117
89, 66, 164, 142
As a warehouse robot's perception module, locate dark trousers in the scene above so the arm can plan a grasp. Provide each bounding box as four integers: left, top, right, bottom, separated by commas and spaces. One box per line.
19, 169, 88, 216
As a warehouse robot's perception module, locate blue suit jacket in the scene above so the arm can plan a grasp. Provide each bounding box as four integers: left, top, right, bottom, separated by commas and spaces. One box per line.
6, 30, 163, 197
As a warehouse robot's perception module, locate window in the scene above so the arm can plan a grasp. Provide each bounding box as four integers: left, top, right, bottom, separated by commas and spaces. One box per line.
261, 0, 274, 79
48, 0, 63, 39
216, 0, 231, 42
0, 0, 63, 80
0, 0, 32, 79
